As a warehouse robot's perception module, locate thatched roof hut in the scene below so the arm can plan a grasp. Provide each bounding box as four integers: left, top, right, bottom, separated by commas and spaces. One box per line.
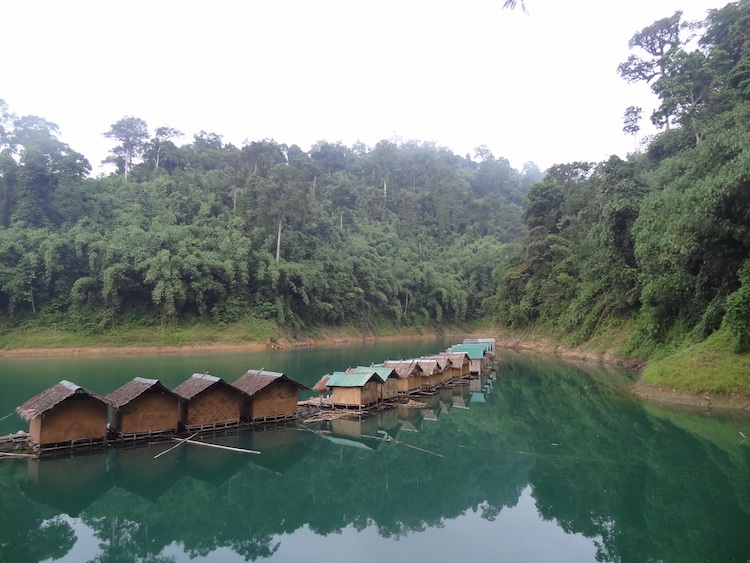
173, 373, 246, 429
105, 377, 180, 436
424, 352, 470, 381
346, 366, 398, 400
381, 360, 424, 394
463, 337, 496, 353
414, 359, 443, 390
312, 374, 331, 392
448, 344, 489, 374
321, 371, 385, 408
16, 380, 109, 446
232, 369, 309, 422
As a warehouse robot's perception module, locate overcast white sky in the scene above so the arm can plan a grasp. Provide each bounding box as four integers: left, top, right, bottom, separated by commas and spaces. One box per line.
2, 0, 727, 174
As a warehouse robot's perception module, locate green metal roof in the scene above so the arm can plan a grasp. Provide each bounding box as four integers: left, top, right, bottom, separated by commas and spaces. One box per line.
324, 371, 384, 387
449, 344, 487, 359
347, 366, 395, 379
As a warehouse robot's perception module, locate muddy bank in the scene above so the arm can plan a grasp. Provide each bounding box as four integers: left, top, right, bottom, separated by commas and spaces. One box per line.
0, 331, 472, 359
631, 380, 750, 411
493, 334, 648, 370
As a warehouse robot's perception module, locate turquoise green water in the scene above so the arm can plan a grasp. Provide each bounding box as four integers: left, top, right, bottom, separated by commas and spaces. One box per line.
1, 344, 749, 562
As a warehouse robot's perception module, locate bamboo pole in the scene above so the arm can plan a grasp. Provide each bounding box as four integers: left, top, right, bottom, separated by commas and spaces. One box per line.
0, 452, 35, 459
360, 433, 444, 458
176, 438, 260, 455
154, 432, 199, 459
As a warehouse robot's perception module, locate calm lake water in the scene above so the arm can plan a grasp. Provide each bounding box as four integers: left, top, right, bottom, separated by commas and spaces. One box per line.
1, 340, 749, 563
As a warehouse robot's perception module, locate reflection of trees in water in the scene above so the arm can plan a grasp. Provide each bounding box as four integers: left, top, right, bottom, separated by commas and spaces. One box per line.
0, 461, 76, 563
495, 355, 750, 563
3, 354, 749, 562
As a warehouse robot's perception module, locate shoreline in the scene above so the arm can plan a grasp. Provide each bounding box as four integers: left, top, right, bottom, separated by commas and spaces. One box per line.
0, 331, 467, 359
4, 329, 749, 411
492, 333, 750, 411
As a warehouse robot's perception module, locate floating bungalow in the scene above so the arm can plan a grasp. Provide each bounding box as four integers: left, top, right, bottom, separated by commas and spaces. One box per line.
345, 366, 399, 401
425, 352, 471, 381
173, 373, 246, 430
463, 338, 496, 354
105, 377, 180, 438
315, 371, 385, 409
10, 336, 498, 456
413, 358, 445, 391
381, 360, 424, 394
16, 380, 109, 448
449, 343, 490, 375
232, 370, 308, 423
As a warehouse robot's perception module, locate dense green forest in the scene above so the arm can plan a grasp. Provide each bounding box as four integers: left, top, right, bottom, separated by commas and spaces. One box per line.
489, 1, 750, 362
3, 1, 750, 385
0, 95, 539, 334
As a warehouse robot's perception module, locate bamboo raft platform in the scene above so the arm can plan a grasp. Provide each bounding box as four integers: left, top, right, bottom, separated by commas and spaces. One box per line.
0, 432, 34, 456
5, 340, 497, 459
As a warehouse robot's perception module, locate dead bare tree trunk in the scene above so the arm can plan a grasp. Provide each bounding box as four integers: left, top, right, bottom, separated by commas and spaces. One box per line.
276, 216, 283, 264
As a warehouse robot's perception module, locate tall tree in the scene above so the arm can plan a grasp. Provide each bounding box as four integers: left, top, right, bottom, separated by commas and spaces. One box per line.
252, 164, 311, 263
618, 11, 685, 129
622, 106, 642, 150
150, 126, 183, 169
651, 50, 713, 142
103, 116, 149, 178
11, 116, 90, 227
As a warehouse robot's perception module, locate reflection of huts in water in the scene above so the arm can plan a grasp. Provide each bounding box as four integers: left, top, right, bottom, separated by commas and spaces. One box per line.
173, 373, 246, 430
330, 414, 379, 439
108, 445, 183, 502
16, 380, 109, 447
25, 454, 112, 516
314, 371, 385, 409
452, 395, 467, 409
345, 366, 398, 401
469, 376, 488, 393
469, 391, 487, 404
242, 426, 310, 475
380, 360, 424, 394
232, 370, 308, 423
105, 377, 180, 438
182, 433, 249, 486
375, 406, 400, 432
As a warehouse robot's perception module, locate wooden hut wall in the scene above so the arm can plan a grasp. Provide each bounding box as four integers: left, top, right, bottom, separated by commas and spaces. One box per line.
380, 378, 398, 400
183, 386, 242, 427
396, 377, 411, 394
331, 381, 379, 407
444, 366, 460, 381
395, 374, 422, 393
116, 393, 179, 435
29, 398, 107, 445
247, 381, 298, 420
360, 380, 379, 404
407, 375, 422, 393
469, 358, 485, 375
428, 372, 443, 388
330, 386, 362, 407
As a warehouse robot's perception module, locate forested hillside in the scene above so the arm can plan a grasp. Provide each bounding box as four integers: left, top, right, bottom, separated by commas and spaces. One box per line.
3, 0, 750, 387
0, 101, 539, 335
490, 1, 750, 364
